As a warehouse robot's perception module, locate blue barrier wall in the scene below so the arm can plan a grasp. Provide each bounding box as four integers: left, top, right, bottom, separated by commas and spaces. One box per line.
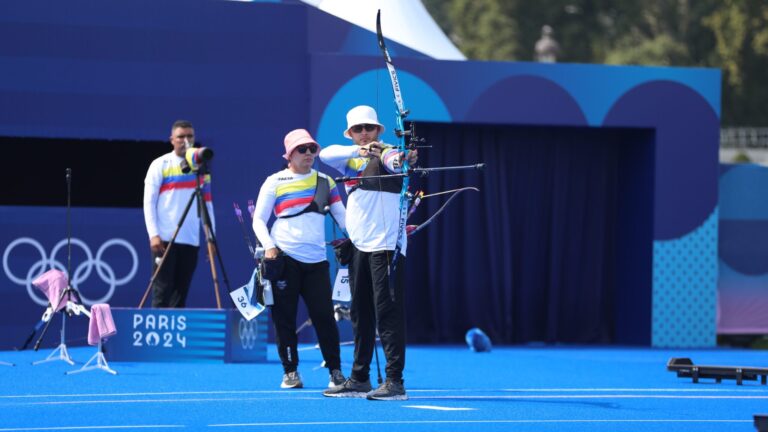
0, 0, 720, 349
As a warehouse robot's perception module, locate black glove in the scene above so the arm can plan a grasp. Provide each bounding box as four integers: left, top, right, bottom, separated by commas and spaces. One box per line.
260, 252, 285, 281
331, 238, 353, 266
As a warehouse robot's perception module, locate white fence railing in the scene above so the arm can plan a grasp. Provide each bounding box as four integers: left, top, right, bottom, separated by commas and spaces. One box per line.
721, 128, 768, 149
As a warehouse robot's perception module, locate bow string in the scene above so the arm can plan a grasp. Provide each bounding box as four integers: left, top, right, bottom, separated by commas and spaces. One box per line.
371, 11, 485, 302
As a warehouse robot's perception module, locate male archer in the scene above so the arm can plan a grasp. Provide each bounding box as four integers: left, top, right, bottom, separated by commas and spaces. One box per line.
320, 105, 417, 401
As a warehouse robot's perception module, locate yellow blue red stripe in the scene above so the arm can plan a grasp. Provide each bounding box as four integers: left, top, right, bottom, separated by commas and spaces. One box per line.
159, 166, 212, 202
274, 172, 317, 216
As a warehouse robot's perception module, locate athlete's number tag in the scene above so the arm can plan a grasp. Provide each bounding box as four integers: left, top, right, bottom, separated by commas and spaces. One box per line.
230, 268, 266, 321
231, 286, 265, 321
333, 268, 351, 302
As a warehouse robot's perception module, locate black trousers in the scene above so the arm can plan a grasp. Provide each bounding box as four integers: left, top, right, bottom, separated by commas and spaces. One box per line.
348, 247, 406, 382
271, 256, 341, 373
151, 242, 199, 308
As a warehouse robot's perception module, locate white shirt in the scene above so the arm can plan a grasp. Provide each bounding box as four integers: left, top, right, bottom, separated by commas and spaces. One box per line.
143, 151, 215, 247
319, 144, 408, 255
252, 169, 346, 263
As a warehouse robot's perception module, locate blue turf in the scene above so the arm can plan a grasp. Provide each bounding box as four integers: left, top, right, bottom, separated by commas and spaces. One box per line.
0, 344, 766, 431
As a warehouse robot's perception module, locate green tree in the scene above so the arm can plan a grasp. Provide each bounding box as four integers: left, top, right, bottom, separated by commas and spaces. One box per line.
446, 0, 519, 61
703, 0, 750, 88
704, 0, 768, 125
605, 33, 690, 66
755, 6, 768, 55
423, 0, 768, 125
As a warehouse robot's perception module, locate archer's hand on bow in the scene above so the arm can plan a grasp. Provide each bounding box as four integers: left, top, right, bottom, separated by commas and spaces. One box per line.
404, 149, 418, 165
392, 149, 418, 170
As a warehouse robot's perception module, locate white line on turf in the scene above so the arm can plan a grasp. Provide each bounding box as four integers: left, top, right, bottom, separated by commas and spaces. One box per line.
209, 419, 751, 427
500, 387, 768, 392
0, 390, 320, 399
404, 405, 476, 411
7, 393, 768, 407
0, 426, 182, 431
413, 394, 768, 400
1, 387, 765, 399
8, 397, 324, 406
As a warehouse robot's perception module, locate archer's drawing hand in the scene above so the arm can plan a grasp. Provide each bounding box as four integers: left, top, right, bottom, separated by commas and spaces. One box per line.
359, 142, 382, 158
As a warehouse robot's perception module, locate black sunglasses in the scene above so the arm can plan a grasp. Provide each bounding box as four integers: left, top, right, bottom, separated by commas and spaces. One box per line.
350, 124, 379, 133
296, 145, 318, 154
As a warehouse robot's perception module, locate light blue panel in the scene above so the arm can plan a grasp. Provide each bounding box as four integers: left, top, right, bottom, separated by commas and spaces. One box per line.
227, 309, 269, 363
315, 69, 452, 148
185, 323, 227, 330
719, 164, 768, 220
651, 208, 718, 347
184, 331, 227, 338
107, 308, 269, 363
447, 62, 720, 127
316, 69, 452, 282
555, 65, 721, 126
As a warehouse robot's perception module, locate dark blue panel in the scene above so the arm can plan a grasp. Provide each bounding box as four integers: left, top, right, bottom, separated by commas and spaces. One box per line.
614, 130, 655, 345
0, 1, 315, 352
0, 1, 312, 332
1, 207, 148, 349
405, 124, 644, 344
464, 75, 587, 126
603, 81, 719, 240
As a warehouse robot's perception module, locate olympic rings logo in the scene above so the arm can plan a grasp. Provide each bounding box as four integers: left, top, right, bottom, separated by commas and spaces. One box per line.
238, 318, 259, 350
3, 237, 138, 307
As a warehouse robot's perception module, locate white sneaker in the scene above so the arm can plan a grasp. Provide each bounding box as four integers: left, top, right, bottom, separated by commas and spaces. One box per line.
281, 371, 303, 389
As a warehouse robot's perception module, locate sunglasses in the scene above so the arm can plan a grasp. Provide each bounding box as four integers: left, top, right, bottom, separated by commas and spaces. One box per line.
350, 124, 379, 133
295, 145, 318, 154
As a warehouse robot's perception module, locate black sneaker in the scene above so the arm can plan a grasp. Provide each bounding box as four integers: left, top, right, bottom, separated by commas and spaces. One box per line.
366, 378, 407, 401
328, 369, 346, 388
323, 377, 372, 398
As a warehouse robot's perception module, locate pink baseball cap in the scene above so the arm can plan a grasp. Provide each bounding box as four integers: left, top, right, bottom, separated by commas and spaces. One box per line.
283, 128, 319, 160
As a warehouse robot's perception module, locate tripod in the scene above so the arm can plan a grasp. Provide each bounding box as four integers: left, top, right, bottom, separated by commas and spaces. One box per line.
32, 311, 74, 365
33, 168, 81, 366
139, 163, 230, 309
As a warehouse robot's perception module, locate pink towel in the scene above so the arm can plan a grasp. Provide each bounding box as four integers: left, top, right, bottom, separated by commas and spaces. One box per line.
32, 269, 72, 312
88, 304, 117, 346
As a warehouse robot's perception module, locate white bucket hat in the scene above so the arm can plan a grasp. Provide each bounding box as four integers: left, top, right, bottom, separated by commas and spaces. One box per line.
344, 105, 385, 139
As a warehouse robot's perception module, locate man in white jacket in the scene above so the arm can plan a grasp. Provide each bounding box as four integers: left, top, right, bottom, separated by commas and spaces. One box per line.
320, 106, 417, 401
143, 120, 215, 308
